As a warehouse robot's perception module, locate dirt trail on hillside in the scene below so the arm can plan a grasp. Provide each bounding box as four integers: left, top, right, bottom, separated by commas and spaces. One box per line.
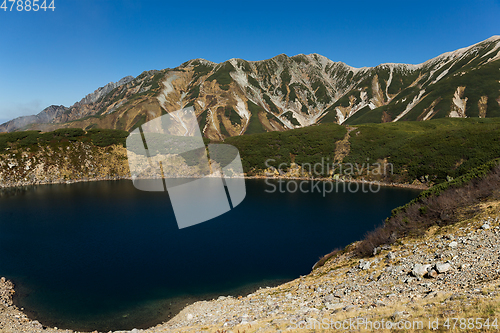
334, 126, 356, 163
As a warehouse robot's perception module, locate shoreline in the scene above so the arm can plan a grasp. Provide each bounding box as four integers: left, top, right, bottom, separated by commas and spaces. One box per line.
245, 175, 428, 190
0, 174, 429, 191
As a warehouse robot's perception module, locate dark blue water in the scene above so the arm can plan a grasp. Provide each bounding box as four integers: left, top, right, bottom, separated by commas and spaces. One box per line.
0, 179, 419, 331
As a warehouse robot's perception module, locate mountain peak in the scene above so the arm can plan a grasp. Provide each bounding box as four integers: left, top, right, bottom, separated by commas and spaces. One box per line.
1, 37, 499, 134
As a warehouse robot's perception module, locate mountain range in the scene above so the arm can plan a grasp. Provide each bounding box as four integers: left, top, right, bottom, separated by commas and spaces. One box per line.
1, 36, 499, 139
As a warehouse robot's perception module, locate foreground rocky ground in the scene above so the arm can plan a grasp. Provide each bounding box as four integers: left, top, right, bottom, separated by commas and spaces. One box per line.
2, 199, 500, 333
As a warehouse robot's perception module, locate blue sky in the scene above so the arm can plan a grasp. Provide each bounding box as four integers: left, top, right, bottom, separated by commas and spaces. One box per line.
0, 0, 499, 123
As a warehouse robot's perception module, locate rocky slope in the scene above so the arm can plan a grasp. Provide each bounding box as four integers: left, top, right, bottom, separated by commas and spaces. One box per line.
1, 37, 499, 139
0, 142, 130, 188
1, 196, 500, 332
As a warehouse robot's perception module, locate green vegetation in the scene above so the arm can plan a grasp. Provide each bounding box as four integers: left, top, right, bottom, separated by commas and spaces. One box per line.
279, 68, 291, 96
222, 117, 500, 183
3, 117, 500, 187
224, 106, 242, 125
225, 123, 346, 175
206, 62, 235, 90
347, 58, 500, 124
283, 111, 301, 126
339, 105, 375, 124
0, 128, 129, 153
87, 129, 129, 147
311, 80, 330, 104
218, 121, 230, 137
246, 101, 267, 134
248, 75, 261, 89
192, 62, 213, 76
262, 95, 280, 115
343, 117, 500, 183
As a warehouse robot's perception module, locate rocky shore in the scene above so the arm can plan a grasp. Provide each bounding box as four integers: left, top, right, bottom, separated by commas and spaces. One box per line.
246, 175, 428, 191
2, 196, 500, 332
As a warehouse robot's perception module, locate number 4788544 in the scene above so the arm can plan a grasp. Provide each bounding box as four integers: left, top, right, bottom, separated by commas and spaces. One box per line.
1, 0, 56, 11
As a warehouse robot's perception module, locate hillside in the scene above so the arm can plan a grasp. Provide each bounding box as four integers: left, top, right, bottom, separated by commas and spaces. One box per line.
226, 117, 500, 184
1, 118, 500, 188
1, 37, 500, 139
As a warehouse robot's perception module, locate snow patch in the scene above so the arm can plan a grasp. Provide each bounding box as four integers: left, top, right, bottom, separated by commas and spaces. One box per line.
431, 68, 450, 84
422, 109, 435, 121
450, 86, 468, 118
393, 90, 425, 122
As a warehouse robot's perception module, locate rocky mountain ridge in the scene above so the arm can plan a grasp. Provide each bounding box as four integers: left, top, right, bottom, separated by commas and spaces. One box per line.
1, 36, 499, 139
0, 76, 134, 133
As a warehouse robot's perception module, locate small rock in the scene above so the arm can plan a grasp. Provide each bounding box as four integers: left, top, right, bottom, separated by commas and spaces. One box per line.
427, 269, 439, 278
325, 302, 345, 311
323, 295, 335, 303
435, 263, 451, 273
359, 260, 371, 270
449, 241, 458, 248
482, 223, 491, 230
186, 313, 193, 320
387, 252, 396, 260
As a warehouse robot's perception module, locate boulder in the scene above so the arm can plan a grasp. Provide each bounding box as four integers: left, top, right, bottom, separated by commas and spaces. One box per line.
387, 252, 396, 260
359, 260, 371, 270
412, 264, 432, 278
435, 263, 451, 273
